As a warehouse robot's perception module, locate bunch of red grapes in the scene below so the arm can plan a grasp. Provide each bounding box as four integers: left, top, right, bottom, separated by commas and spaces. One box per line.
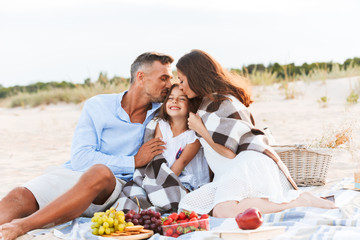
125, 209, 163, 234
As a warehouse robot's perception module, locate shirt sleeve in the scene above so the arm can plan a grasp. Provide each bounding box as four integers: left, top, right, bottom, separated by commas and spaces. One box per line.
69, 98, 135, 177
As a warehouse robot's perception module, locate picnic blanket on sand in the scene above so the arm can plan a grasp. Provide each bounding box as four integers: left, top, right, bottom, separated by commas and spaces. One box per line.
28, 178, 360, 239
198, 94, 298, 190
110, 119, 187, 214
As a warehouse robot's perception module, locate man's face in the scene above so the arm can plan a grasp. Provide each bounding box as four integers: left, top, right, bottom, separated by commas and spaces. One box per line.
142, 61, 173, 102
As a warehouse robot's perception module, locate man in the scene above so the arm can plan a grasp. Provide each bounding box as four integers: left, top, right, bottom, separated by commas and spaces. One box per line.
0, 52, 173, 240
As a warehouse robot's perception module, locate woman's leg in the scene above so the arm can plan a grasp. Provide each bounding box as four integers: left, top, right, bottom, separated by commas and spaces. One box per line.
212, 192, 336, 218
0, 164, 117, 240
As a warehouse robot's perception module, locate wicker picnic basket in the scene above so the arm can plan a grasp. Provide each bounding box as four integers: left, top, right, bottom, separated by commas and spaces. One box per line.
272, 145, 332, 186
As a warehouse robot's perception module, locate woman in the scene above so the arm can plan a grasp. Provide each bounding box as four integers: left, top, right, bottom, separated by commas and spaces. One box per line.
176, 49, 336, 218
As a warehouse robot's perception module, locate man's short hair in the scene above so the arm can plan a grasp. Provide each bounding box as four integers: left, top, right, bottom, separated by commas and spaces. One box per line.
130, 52, 174, 83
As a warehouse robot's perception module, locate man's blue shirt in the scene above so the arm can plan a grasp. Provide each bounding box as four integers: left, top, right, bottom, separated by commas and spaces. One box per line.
63, 91, 160, 181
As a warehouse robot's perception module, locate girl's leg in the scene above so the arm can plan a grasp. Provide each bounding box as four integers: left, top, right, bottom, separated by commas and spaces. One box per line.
212, 192, 336, 218
0, 164, 117, 240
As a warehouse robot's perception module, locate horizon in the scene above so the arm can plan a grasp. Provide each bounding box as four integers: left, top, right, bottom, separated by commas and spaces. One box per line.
1, 0, 359, 87
0, 56, 359, 88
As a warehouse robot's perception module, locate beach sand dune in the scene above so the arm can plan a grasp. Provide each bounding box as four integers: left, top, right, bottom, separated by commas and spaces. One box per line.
0, 77, 359, 239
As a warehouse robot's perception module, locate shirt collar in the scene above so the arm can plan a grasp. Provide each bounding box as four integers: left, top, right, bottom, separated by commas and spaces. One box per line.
117, 90, 161, 123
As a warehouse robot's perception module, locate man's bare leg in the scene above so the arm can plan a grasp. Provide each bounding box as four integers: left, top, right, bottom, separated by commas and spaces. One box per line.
212, 192, 337, 218
0, 187, 39, 225
0, 164, 117, 240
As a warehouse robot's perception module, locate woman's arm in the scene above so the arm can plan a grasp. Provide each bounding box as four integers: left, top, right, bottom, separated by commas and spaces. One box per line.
188, 113, 236, 159
170, 139, 201, 176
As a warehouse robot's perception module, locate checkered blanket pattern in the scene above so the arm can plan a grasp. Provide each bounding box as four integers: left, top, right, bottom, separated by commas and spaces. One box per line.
109, 119, 187, 214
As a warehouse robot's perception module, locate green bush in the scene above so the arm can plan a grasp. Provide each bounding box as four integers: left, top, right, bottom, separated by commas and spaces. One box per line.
347, 90, 359, 104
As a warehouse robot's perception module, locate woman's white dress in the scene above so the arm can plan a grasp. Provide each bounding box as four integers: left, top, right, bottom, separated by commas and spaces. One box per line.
178, 139, 300, 214
178, 95, 300, 214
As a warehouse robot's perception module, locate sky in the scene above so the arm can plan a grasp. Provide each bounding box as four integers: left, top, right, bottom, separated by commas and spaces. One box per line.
0, 0, 359, 87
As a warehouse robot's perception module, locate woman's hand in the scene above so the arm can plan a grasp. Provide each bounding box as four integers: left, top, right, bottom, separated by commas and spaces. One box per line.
188, 113, 206, 136
189, 112, 236, 159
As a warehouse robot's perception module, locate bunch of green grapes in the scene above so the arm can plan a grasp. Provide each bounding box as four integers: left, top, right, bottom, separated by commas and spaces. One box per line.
90, 207, 134, 235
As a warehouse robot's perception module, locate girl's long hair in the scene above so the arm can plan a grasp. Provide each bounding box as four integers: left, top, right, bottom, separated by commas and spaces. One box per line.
176, 49, 252, 107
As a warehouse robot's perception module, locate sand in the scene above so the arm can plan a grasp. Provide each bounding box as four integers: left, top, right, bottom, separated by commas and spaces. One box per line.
0, 76, 360, 239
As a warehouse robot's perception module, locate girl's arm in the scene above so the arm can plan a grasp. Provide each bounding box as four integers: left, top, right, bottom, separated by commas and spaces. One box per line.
171, 139, 201, 176
154, 123, 163, 139
188, 113, 236, 159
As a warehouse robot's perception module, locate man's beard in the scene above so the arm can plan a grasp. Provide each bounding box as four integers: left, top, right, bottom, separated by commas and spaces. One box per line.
149, 90, 169, 103
150, 95, 166, 103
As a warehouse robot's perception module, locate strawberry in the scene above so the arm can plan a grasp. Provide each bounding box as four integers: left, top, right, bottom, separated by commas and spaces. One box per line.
200, 214, 209, 219
176, 226, 184, 234
172, 233, 179, 238
188, 217, 199, 228
169, 212, 179, 222
183, 226, 192, 234
189, 211, 198, 219
199, 220, 208, 230
189, 226, 197, 231
181, 219, 189, 224
178, 211, 186, 220
163, 219, 173, 226
165, 228, 173, 236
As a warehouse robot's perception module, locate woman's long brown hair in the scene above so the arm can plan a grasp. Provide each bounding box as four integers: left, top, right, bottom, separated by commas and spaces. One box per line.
176, 49, 252, 107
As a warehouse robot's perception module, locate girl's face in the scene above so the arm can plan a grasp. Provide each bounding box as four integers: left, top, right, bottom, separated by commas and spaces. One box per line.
177, 70, 197, 99
166, 86, 189, 119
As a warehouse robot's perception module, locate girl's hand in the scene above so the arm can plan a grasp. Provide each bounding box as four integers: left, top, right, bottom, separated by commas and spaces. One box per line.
188, 112, 206, 136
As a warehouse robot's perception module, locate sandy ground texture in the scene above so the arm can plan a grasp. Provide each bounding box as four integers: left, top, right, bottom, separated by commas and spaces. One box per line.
1, 76, 360, 239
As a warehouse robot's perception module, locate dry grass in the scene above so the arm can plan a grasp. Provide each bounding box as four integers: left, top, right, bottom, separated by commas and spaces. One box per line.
247, 70, 278, 86
1, 63, 360, 108
308, 120, 359, 153
301, 63, 360, 83
0, 82, 129, 108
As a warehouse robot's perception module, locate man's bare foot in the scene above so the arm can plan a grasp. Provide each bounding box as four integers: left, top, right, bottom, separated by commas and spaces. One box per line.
0, 219, 27, 240
298, 192, 337, 209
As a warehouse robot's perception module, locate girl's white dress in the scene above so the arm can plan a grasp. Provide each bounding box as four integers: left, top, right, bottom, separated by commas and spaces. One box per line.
158, 119, 210, 191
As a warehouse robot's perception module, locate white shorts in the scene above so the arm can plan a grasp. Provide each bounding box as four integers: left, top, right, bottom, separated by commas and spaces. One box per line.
23, 166, 125, 217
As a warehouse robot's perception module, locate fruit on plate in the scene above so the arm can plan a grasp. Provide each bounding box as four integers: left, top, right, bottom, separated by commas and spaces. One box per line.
125, 208, 163, 234
90, 207, 131, 235
235, 207, 263, 230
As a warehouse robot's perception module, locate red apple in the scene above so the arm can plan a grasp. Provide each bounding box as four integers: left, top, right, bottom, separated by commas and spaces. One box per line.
235, 207, 263, 230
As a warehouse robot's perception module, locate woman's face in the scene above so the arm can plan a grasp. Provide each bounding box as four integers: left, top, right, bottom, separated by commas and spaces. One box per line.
177, 70, 197, 99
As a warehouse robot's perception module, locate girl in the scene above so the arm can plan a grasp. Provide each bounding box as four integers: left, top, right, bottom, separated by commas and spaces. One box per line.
155, 84, 209, 191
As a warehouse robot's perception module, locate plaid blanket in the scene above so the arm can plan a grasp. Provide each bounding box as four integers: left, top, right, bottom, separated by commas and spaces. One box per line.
110, 119, 187, 214
197, 95, 298, 190
31, 178, 360, 240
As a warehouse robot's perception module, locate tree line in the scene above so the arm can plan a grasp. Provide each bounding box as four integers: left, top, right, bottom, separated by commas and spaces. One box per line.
1, 57, 359, 99
232, 57, 360, 80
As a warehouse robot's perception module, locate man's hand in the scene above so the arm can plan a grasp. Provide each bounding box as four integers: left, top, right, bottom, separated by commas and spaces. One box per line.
134, 138, 165, 168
